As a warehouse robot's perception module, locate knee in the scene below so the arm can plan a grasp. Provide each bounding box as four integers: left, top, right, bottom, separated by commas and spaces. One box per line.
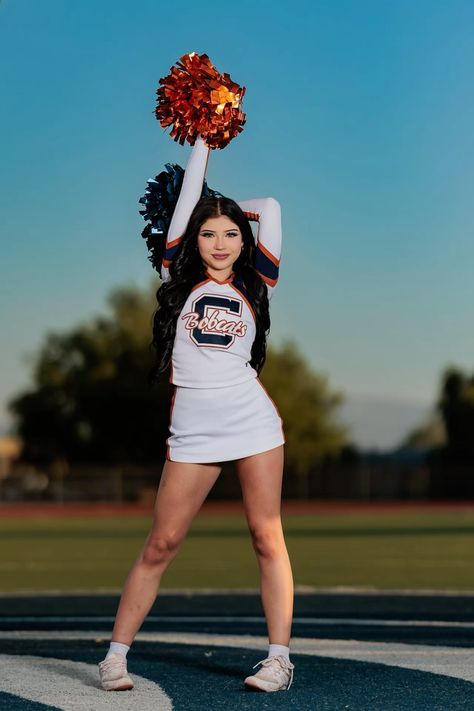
141, 532, 182, 567
249, 520, 283, 559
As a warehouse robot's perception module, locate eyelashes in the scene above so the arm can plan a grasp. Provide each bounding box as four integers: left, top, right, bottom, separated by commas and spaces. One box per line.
201, 232, 239, 237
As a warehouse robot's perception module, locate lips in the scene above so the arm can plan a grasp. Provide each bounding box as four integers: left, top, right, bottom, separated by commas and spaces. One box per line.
212, 254, 229, 259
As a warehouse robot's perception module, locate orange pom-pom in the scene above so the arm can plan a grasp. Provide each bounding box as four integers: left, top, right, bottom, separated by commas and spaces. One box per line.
155, 51, 246, 150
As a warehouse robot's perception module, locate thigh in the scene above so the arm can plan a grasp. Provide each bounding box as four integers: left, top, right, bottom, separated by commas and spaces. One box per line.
236, 444, 284, 527
149, 459, 222, 540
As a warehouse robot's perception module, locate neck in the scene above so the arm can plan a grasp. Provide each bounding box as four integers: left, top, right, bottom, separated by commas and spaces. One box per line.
204, 265, 234, 282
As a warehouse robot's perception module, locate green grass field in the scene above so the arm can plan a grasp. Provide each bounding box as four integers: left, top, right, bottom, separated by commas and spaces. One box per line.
1, 510, 473, 592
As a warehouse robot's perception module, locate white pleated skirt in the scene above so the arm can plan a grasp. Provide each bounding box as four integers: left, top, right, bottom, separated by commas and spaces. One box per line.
165, 376, 285, 463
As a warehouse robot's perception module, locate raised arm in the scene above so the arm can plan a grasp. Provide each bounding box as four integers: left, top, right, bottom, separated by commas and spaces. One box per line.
160, 135, 211, 282
237, 197, 282, 300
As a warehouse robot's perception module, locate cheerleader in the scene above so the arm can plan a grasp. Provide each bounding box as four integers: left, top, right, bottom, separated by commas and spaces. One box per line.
99, 135, 295, 692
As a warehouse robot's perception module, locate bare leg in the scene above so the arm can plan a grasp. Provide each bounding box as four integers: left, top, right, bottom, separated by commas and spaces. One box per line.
236, 444, 293, 646
110, 459, 222, 645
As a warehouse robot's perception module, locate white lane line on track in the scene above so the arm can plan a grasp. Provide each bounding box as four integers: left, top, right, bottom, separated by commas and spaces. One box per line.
0, 654, 172, 711
1, 632, 473, 685
1, 615, 474, 628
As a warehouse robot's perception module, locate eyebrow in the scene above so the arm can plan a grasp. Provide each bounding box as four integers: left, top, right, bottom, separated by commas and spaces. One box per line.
200, 228, 239, 232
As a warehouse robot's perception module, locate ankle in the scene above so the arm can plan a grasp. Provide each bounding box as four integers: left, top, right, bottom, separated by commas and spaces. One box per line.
268, 643, 290, 661
105, 641, 131, 659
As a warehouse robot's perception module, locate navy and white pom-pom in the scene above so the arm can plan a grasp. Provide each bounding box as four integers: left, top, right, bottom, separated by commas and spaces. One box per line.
138, 162, 224, 274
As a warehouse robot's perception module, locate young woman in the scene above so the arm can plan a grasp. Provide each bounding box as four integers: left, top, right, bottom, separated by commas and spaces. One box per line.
98, 135, 295, 692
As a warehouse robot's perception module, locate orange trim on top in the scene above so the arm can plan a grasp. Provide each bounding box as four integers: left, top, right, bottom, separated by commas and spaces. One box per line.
242, 210, 260, 222
257, 240, 280, 266
204, 268, 235, 284
257, 271, 278, 287
166, 234, 184, 249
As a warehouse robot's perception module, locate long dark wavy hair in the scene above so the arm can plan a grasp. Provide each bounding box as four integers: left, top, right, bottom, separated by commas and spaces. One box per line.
148, 195, 271, 387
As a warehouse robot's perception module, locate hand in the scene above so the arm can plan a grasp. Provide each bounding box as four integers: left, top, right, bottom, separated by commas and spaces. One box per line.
198, 134, 211, 149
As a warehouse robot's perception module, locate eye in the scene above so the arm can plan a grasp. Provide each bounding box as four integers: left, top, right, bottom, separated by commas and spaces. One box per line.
201, 232, 213, 237
227, 232, 239, 237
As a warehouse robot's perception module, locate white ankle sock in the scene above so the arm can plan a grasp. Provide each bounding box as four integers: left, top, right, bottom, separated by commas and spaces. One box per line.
268, 643, 290, 661
105, 641, 130, 659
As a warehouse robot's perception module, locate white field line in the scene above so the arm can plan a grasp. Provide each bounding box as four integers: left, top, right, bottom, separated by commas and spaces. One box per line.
0, 654, 172, 711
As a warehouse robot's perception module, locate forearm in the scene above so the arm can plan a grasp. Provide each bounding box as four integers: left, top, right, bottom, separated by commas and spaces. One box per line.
166, 135, 211, 245
238, 197, 282, 298
161, 136, 210, 280
238, 197, 282, 260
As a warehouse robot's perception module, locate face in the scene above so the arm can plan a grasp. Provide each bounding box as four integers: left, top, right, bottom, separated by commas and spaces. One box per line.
197, 215, 243, 273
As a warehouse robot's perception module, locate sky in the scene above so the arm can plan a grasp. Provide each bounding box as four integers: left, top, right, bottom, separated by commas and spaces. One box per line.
1, 0, 473, 449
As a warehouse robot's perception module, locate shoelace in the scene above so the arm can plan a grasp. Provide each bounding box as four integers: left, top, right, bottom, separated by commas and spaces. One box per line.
99, 654, 127, 671
252, 654, 295, 690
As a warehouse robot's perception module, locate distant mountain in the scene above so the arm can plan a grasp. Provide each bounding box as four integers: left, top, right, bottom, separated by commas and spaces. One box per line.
337, 393, 435, 452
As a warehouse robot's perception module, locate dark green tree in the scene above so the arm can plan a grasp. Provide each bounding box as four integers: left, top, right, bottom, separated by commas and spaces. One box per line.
9, 278, 171, 465
424, 365, 474, 497
437, 366, 474, 460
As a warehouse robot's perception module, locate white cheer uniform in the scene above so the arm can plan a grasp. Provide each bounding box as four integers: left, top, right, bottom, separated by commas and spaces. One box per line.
156, 135, 284, 462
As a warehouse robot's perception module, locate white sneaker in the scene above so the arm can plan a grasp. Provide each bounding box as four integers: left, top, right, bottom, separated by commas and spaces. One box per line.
244, 654, 295, 691
98, 652, 134, 691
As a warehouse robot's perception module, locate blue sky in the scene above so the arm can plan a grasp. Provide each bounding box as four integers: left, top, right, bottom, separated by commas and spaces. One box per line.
1, 0, 473, 447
